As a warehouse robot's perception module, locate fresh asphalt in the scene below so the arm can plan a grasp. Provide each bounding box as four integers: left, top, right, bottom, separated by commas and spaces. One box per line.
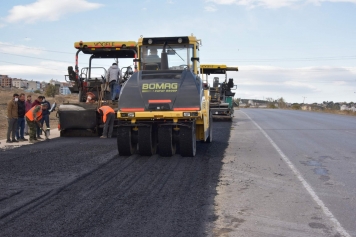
0, 120, 231, 236
1, 109, 355, 236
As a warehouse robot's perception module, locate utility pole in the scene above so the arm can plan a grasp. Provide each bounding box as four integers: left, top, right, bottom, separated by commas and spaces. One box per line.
302, 96, 307, 104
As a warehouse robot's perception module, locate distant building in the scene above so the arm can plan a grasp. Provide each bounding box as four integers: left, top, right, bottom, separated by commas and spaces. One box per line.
26, 81, 41, 92
12, 78, 27, 88
0, 75, 12, 87
60, 82, 71, 95
49, 79, 61, 86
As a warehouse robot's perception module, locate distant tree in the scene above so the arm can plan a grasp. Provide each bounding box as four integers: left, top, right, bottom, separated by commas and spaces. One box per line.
45, 84, 57, 98
277, 97, 286, 109
34, 89, 41, 94
291, 103, 301, 110
266, 97, 277, 108
333, 103, 340, 110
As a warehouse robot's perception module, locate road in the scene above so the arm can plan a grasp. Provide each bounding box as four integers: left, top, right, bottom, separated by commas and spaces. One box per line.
214, 109, 356, 237
0, 120, 231, 237
0, 109, 355, 236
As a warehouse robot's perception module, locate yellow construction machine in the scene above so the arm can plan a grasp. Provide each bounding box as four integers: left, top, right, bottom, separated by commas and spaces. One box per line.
116, 35, 212, 157
200, 64, 238, 121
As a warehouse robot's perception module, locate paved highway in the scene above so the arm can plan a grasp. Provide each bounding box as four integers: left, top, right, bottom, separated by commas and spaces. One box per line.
214, 109, 356, 237
0, 109, 355, 236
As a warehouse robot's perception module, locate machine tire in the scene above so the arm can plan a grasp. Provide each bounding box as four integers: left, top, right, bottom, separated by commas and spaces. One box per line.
179, 122, 196, 157
138, 126, 157, 156
117, 127, 136, 156
206, 113, 213, 143
78, 89, 83, 102
158, 126, 176, 157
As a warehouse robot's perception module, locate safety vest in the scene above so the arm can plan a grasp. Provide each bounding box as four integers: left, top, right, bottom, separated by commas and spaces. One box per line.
98, 106, 115, 123
25, 105, 43, 121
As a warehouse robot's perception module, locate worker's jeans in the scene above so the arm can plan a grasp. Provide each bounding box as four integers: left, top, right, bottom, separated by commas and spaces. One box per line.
103, 113, 115, 138
16, 117, 25, 139
41, 114, 50, 129
109, 81, 120, 101
7, 118, 18, 141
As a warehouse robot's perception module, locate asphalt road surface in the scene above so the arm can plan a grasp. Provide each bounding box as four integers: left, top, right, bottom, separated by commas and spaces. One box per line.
0, 120, 231, 237
213, 109, 356, 237
1, 109, 355, 237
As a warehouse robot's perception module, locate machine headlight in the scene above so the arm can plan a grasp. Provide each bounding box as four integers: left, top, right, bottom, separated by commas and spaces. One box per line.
128, 113, 135, 117
183, 112, 191, 116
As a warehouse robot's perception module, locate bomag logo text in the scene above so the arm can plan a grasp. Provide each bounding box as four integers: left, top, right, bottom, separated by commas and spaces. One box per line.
142, 83, 178, 92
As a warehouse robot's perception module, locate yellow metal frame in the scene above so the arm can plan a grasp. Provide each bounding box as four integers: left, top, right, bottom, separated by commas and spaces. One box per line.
74, 41, 137, 50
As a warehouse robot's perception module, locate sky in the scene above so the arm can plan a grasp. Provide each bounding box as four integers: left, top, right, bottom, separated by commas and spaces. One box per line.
0, 0, 356, 103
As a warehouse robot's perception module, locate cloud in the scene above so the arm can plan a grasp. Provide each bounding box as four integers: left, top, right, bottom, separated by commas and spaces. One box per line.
205, 5, 218, 11
206, 0, 356, 8
0, 61, 67, 81
4, 0, 103, 24
0, 42, 43, 55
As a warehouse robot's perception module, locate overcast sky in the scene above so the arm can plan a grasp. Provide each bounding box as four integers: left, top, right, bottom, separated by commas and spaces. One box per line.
1, 0, 356, 103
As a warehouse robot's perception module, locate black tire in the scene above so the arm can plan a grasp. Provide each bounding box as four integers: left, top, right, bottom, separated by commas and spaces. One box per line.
138, 126, 157, 156
206, 113, 213, 143
179, 122, 196, 157
117, 127, 136, 156
78, 89, 83, 102
158, 126, 176, 157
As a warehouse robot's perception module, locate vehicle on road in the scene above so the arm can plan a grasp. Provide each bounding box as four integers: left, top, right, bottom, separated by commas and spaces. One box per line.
116, 35, 212, 157
57, 41, 137, 137
200, 64, 238, 121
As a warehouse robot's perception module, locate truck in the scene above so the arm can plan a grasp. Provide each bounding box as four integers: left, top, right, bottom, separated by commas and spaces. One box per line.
116, 35, 212, 157
200, 64, 238, 121
57, 41, 137, 137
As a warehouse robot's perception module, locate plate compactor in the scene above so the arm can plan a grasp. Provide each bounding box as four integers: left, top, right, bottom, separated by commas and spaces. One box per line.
116, 35, 212, 157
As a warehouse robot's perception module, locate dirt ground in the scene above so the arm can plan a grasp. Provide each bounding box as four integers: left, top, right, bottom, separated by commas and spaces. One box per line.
0, 88, 78, 140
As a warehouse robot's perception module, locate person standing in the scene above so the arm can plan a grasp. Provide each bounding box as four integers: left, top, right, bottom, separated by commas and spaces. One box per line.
98, 105, 115, 138
6, 93, 19, 143
25, 103, 48, 143
106, 63, 122, 102
16, 93, 28, 141
24, 94, 32, 135
40, 96, 51, 132
32, 96, 43, 139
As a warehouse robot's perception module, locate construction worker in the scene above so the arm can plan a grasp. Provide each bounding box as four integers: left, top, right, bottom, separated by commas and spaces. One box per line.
6, 93, 19, 143
25, 103, 48, 143
98, 105, 115, 138
106, 63, 122, 103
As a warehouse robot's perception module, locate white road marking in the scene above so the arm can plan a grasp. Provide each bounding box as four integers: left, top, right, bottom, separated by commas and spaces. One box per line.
242, 111, 351, 237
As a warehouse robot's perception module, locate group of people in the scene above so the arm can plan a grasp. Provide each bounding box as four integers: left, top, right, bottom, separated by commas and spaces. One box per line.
7, 94, 51, 144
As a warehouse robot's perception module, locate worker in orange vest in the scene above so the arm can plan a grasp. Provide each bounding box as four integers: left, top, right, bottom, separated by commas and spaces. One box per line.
98, 105, 115, 138
25, 103, 48, 143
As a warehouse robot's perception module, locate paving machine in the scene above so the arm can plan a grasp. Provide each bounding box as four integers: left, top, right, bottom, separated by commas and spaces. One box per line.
116, 35, 212, 157
200, 64, 238, 121
57, 41, 137, 137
